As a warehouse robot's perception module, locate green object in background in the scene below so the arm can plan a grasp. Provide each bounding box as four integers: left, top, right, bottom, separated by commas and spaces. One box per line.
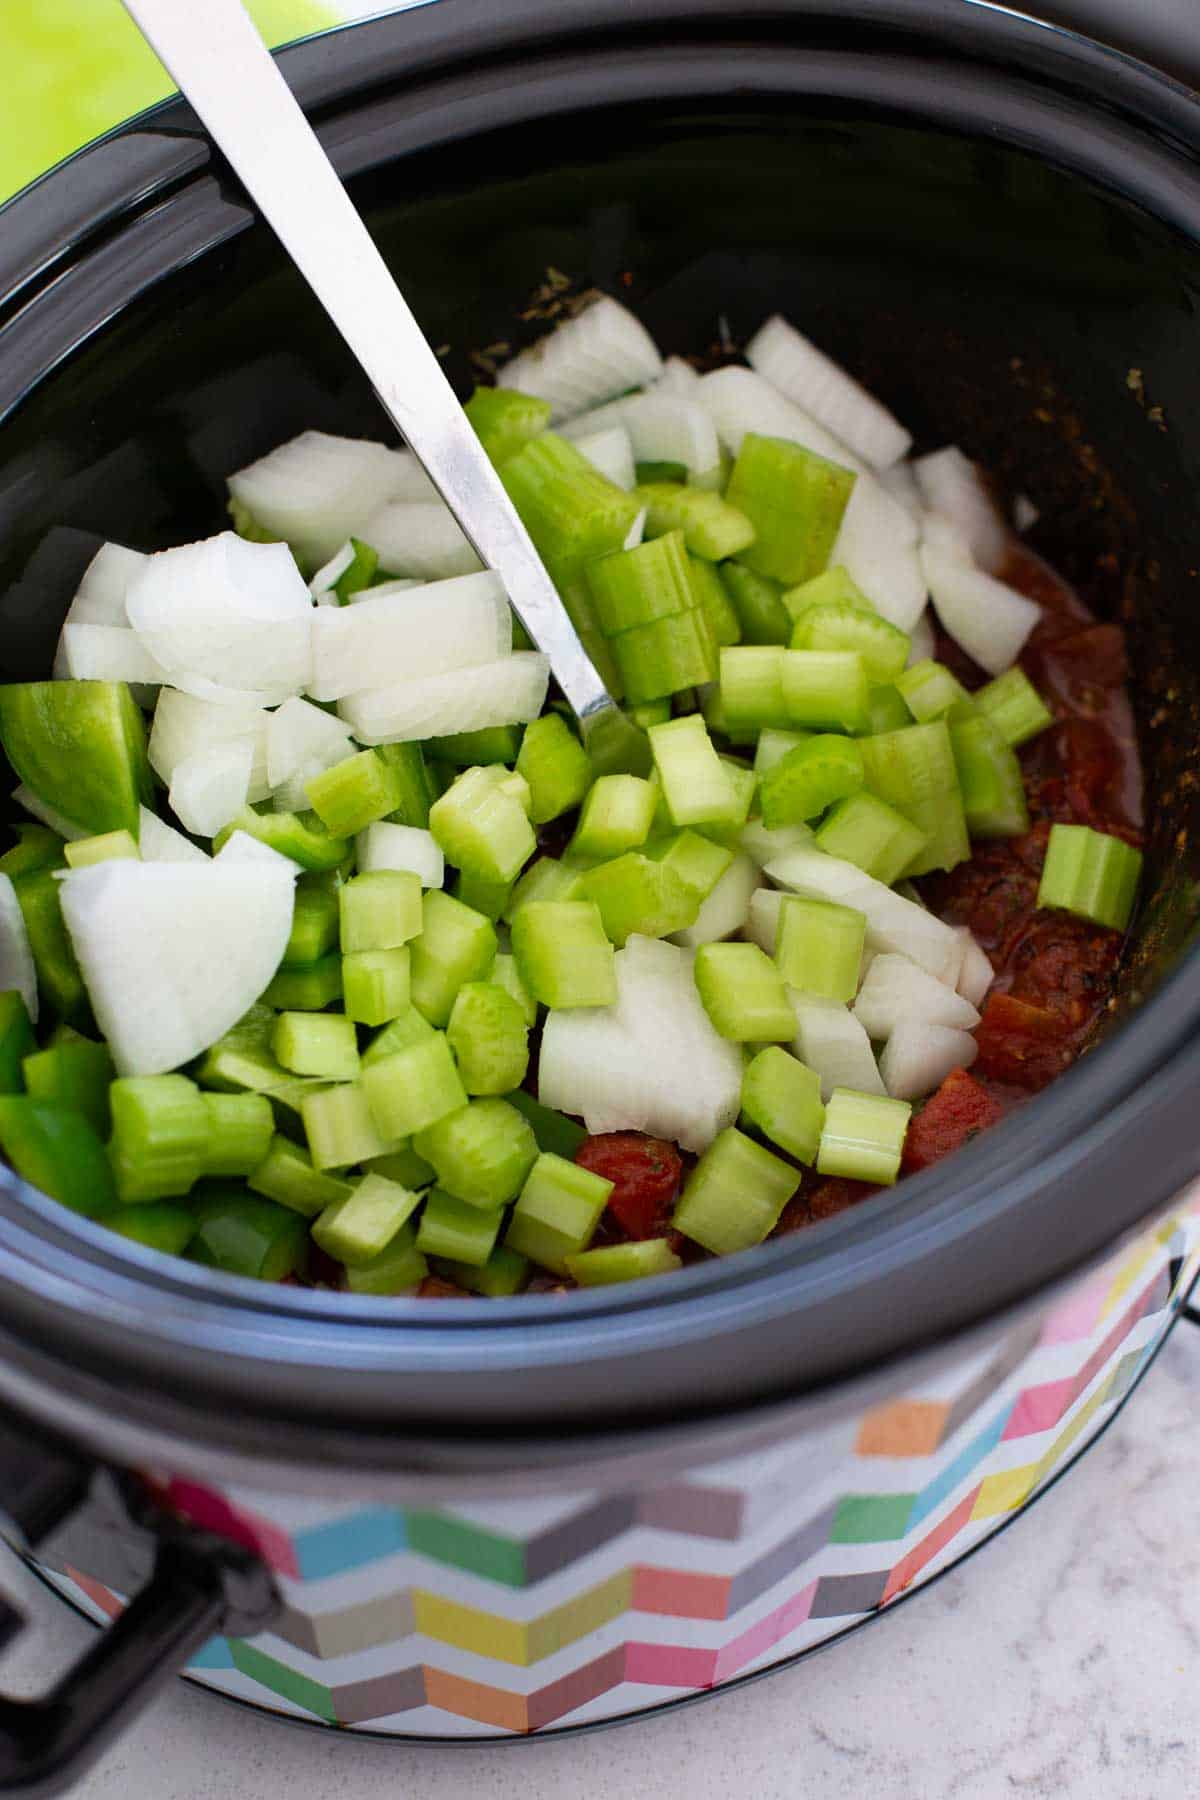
0, 0, 337, 206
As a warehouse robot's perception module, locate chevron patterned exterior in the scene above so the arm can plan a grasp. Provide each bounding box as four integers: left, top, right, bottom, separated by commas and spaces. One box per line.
42, 1193, 1200, 1738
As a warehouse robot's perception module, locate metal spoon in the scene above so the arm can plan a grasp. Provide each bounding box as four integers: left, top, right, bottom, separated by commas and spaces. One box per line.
120, 0, 645, 772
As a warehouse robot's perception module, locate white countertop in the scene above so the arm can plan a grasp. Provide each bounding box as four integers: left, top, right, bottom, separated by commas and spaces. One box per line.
5, 1325, 1197, 1800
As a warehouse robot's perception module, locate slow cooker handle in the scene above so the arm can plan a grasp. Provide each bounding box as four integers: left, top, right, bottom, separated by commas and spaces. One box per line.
0, 1409, 280, 1798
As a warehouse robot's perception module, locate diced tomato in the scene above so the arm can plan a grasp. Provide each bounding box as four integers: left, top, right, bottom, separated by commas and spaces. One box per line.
1006, 913, 1122, 1027
417, 1276, 472, 1299
775, 1179, 877, 1234
575, 1132, 684, 1240
902, 1069, 1004, 1173
973, 992, 1073, 1090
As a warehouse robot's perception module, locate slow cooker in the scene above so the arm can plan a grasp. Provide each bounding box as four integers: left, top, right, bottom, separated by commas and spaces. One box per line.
1, 0, 1200, 1786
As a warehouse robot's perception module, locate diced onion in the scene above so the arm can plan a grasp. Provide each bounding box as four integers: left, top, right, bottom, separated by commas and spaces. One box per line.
913, 447, 1009, 574
357, 501, 483, 582
921, 548, 1040, 677
671, 852, 760, 948
227, 430, 432, 566
62, 543, 149, 628
789, 994, 885, 1101
955, 929, 995, 1008
309, 571, 511, 702
356, 822, 445, 887
766, 846, 963, 982
168, 742, 254, 838
138, 807, 210, 866
879, 1021, 978, 1101
338, 653, 550, 745
495, 296, 663, 421
572, 426, 637, 491
746, 313, 912, 470
265, 696, 355, 790
852, 952, 981, 1038
148, 689, 271, 802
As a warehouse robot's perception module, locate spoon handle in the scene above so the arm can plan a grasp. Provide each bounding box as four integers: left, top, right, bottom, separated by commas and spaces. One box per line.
121, 0, 617, 734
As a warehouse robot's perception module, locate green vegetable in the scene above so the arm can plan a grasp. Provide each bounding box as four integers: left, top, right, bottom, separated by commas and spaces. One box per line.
759, 735, 864, 829
780, 650, 871, 734
568, 774, 658, 860
108, 1074, 209, 1203
272, 1012, 361, 1082
566, 1238, 683, 1285
694, 942, 794, 1041
21, 1035, 113, 1136
719, 563, 792, 646
413, 1097, 538, 1210
0, 680, 152, 837
263, 953, 344, 1011
409, 890, 497, 1027
306, 749, 402, 838
511, 900, 616, 1007
780, 565, 874, 623
436, 1242, 529, 1296
610, 608, 717, 704
416, 1187, 502, 1266
687, 556, 742, 648
975, 667, 1055, 747
500, 432, 641, 588
741, 1047, 825, 1165
429, 766, 536, 886
343, 947, 411, 1026
515, 714, 592, 825
585, 530, 695, 635
284, 885, 340, 966
0, 824, 65, 880
579, 853, 698, 947
107, 1202, 197, 1257
774, 894, 866, 1003
0, 1095, 115, 1217
504, 1150, 612, 1273
201, 1091, 274, 1177
814, 791, 929, 886
725, 434, 855, 585
671, 1126, 796, 1254
360, 1006, 435, 1067
648, 715, 739, 828
188, 1188, 308, 1281
214, 807, 349, 872
361, 1033, 468, 1141
1037, 823, 1142, 931
13, 869, 85, 1020
343, 1223, 428, 1294
502, 1089, 587, 1161
376, 741, 437, 827
895, 659, 973, 723
791, 603, 910, 683
338, 869, 422, 952
62, 829, 140, 868
465, 385, 552, 466
302, 1081, 398, 1170
0, 993, 36, 1095
446, 982, 529, 1095
817, 1088, 911, 1185
488, 953, 538, 1027
636, 482, 756, 562
247, 1135, 354, 1217
312, 1172, 421, 1266
949, 714, 1030, 839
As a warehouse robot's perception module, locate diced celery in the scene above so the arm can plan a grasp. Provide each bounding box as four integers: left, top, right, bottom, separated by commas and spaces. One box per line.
566, 1238, 683, 1285
263, 953, 344, 1011
741, 1046, 825, 1165
817, 1088, 911, 1185
780, 565, 874, 623
975, 667, 1055, 747
284, 885, 340, 966
361, 1032, 468, 1141
867, 685, 913, 735
719, 646, 792, 732
312, 1171, 421, 1266
644, 831, 733, 899
343, 1223, 428, 1294
503, 856, 587, 920
754, 728, 811, 776
759, 735, 864, 829
465, 384, 552, 465
194, 1008, 321, 1113
0, 993, 35, 1095
515, 713, 593, 825
107, 1202, 197, 1257
13, 870, 85, 1019
338, 869, 422, 953
897, 793, 972, 878
585, 529, 695, 634
637, 482, 756, 561
568, 774, 658, 859
301, 1081, 397, 1170
214, 807, 349, 871
687, 556, 741, 648
429, 766, 536, 886
949, 715, 1030, 838
488, 952, 538, 1027
416, 1187, 503, 1266
774, 895, 866, 1003
360, 1006, 435, 1067
108, 1074, 209, 1202
858, 721, 970, 875
200, 1091, 274, 1177
694, 942, 794, 1041
433, 726, 523, 768
719, 562, 792, 646
671, 1126, 796, 1254
375, 741, 437, 828
248, 1134, 354, 1217
500, 433, 641, 587
304, 749, 400, 837
610, 609, 717, 704
631, 698, 673, 729
414, 1097, 538, 1210
780, 650, 871, 734
814, 791, 929, 886
0, 824, 64, 880
503, 1088, 587, 1160
272, 1012, 360, 1081
0, 1095, 116, 1217
504, 1151, 612, 1273
580, 854, 698, 947
63, 829, 140, 868
726, 434, 856, 585
343, 947, 412, 1026
437, 1242, 529, 1296
791, 603, 909, 684
188, 1189, 308, 1282
409, 890, 497, 1026
511, 899, 616, 1006
1037, 823, 1142, 931
648, 715, 738, 828
363, 1141, 437, 1188
452, 869, 513, 922
446, 982, 530, 1095
21, 1036, 113, 1136
635, 459, 688, 484
895, 659, 973, 723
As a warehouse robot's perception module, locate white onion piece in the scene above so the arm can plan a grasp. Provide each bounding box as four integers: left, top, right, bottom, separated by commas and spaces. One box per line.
572, 426, 637, 491
215, 830, 300, 871
125, 534, 312, 700
831, 474, 926, 632
308, 541, 356, 599
538, 937, 741, 1151
59, 859, 296, 1076
789, 994, 885, 1101
740, 819, 816, 869
339, 653, 549, 745
309, 572, 511, 701
266, 697, 354, 789
63, 543, 149, 627
920, 511, 975, 565
0, 874, 38, 1024
356, 822, 444, 887
878, 461, 923, 521
853, 952, 981, 1039
955, 929, 995, 1009
765, 846, 962, 981
744, 886, 782, 954
921, 548, 1040, 678
58, 624, 169, 690
138, 807, 209, 866
880, 1022, 978, 1101
654, 355, 701, 397
746, 314, 912, 470
671, 852, 760, 949
12, 785, 87, 841
495, 296, 663, 421
227, 430, 431, 565
148, 689, 270, 802
905, 609, 937, 667
168, 742, 253, 838
695, 366, 863, 470
913, 447, 1009, 573
359, 501, 483, 582
566, 393, 721, 487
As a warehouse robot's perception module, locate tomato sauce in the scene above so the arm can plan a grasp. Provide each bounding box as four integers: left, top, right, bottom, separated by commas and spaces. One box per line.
577, 538, 1144, 1254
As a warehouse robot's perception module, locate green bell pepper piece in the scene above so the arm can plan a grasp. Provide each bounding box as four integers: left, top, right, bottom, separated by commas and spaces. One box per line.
0, 824, 65, 879
0, 1095, 115, 1217
0, 681, 152, 837
21, 1036, 114, 1137
0, 993, 35, 1095
187, 1186, 309, 1281
12, 869, 86, 1020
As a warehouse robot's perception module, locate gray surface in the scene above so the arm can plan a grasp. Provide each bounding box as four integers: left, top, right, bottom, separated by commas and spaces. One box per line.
4, 1325, 1197, 1799
1035, 0, 1200, 83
